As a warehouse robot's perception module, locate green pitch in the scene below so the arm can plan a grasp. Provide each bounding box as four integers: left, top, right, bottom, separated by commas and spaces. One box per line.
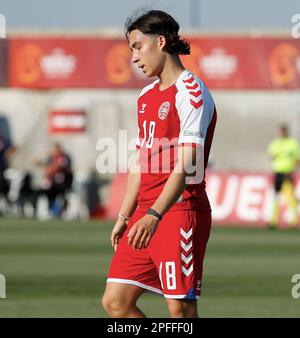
0, 218, 299, 317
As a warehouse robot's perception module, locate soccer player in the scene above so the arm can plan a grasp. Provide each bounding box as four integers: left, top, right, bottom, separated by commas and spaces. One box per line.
102, 10, 217, 318
268, 124, 300, 228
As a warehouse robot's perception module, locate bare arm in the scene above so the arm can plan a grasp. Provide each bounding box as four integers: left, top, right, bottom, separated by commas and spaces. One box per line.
111, 150, 141, 250
128, 145, 204, 250
118, 150, 141, 217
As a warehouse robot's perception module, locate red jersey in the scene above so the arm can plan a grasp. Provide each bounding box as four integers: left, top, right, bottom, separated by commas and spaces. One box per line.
136, 69, 217, 211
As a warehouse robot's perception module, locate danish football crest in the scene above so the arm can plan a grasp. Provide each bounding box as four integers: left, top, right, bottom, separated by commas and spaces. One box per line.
158, 101, 170, 120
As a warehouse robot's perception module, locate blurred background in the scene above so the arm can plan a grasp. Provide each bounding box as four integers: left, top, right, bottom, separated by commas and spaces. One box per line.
0, 0, 300, 318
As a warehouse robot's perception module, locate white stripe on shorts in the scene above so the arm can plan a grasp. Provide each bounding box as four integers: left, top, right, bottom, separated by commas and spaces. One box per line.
107, 278, 163, 295
164, 294, 200, 300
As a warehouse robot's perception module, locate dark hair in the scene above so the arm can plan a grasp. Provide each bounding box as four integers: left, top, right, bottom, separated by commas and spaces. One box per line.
279, 123, 289, 133
124, 9, 190, 55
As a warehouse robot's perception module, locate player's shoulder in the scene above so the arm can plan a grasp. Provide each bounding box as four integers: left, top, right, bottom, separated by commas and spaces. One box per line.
138, 79, 160, 98
175, 69, 205, 95
175, 70, 213, 110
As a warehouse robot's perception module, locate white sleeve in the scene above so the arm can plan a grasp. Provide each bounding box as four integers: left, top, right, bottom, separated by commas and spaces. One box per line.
176, 85, 215, 146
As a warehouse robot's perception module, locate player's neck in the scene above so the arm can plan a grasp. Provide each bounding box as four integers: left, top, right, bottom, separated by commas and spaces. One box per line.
158, 55, 185, 91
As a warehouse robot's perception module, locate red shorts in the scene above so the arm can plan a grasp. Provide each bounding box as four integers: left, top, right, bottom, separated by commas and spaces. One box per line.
107, 208, 211, 300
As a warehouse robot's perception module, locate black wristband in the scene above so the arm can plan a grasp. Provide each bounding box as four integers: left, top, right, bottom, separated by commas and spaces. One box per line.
147, 208, 163, 221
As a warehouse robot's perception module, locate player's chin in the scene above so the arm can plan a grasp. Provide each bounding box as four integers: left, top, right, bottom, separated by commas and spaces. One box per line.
145, 70, 157, 78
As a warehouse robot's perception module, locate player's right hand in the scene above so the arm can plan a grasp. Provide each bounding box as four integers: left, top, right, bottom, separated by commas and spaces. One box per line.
111, 219, 128, 251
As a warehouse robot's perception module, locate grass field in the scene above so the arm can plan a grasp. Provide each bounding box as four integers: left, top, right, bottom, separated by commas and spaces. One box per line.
0, 218, 299, 317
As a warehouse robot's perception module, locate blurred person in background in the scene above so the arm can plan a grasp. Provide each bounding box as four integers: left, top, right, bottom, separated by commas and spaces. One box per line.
268, 124, 300, 229
83, 170, 110, 219
0, 132, 16, 213
34, 143, 73, 218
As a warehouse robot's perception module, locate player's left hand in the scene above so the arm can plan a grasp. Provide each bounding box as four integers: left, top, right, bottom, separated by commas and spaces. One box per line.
127, 214, 159, 250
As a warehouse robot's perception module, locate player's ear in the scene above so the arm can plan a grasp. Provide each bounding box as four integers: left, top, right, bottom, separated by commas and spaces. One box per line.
157, 35, 167, 51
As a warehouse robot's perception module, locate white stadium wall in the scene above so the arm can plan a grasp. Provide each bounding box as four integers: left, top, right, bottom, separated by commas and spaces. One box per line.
0, 89, 299, 174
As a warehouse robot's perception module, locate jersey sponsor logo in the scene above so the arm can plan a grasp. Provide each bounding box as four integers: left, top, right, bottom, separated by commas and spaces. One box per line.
139, 103, 147, 114
183, 130, 202, 138
158, 101, 171, 120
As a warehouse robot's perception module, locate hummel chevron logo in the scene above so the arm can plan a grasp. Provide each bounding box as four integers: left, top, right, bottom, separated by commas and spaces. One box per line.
183, 77, 195, 84
181, 252, 193, 264
180, 228, 192, 240
182, 264, 193, 276
180, 240, 192, 252
189, 90, 201, 98
190, 99, 203, 109
185, 83, 198, 90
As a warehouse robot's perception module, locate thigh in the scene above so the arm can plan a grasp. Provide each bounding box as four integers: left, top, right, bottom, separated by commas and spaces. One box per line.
103, 281, 145, 305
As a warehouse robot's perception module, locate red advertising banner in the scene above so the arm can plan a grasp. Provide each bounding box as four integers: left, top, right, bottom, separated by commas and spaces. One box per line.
8, 36, 300, 89
182, 37, 300, 90
206, 172, 300, 227
8, 37, 149, 89
106, 172, 300, 228
0, 39, 7, 87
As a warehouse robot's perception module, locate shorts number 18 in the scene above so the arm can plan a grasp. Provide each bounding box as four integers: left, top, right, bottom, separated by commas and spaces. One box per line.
159, 261, 176, 290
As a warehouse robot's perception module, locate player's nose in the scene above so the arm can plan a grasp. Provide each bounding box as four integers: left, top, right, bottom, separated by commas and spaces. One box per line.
132, 51, 140, 63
